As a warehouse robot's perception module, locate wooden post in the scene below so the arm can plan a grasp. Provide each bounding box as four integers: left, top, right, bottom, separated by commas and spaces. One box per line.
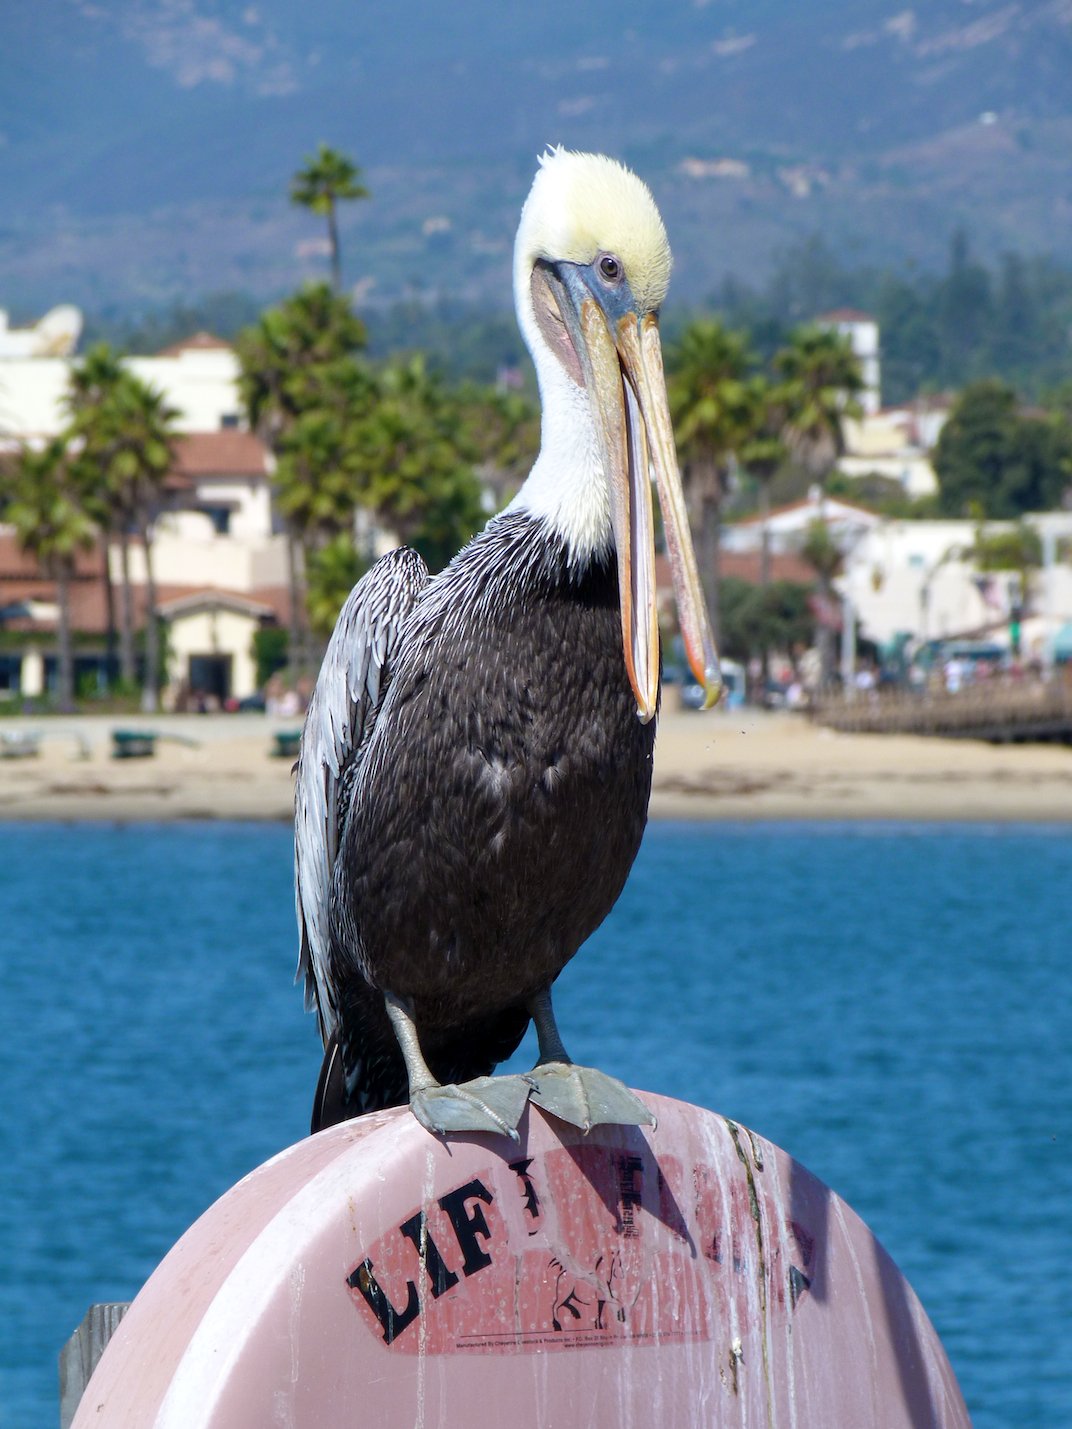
60, 1303, 130, 1429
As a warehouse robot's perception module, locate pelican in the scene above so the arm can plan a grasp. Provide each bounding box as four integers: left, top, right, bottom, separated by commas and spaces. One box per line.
295, 148, 719, 1139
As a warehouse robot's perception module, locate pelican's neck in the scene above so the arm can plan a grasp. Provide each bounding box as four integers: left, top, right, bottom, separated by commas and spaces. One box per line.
506, 317, 612, 568
508, 376, 610, 563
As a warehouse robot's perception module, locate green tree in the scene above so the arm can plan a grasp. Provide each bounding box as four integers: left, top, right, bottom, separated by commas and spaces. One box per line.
800, 519, 843, 690
236, 284, 370, 673
66, 346, 179, 703
305, 535, 369, 637
875, 274, 942, 406
774, 325, 864, 481
939, 230, 994, 382
457, 383, 540, 510
738, 374, 790, 590
5, 439, 96, 709
668, 320, 758, 642
350, 357, 485, 571
290, 143, 369, 292
65, 343, 125, 683
969, 520, 1042, 585
934, 380, 1072, 517
111, 375, 180, 708
719, 577, 812, 667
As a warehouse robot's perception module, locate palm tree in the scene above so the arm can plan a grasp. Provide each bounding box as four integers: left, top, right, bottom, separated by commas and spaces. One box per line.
668, 320, 758, 642
111, 375, 180, 709
65, 343, 125, 685
739, 374, 790, 590
774, 325, 864, 483
801, 518, 843, 692
66, 351, 178, 705
348, 357, 485, 571
236, 285, 370, 674
457, 384, 540, 510
6, 439, 96, 710
290, 144, 370, 291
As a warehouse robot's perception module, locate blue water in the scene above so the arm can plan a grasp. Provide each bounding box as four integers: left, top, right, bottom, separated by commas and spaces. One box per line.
1, 821, 1070, 1427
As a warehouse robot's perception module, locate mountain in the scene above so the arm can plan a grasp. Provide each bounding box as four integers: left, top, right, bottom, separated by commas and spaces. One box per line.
3, 1, 1072, 317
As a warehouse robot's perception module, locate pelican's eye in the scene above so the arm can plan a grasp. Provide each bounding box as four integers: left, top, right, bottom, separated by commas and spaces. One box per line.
598, 253, 623, 284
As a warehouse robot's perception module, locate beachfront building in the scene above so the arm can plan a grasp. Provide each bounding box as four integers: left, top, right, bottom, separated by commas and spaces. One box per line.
838, 513, 1072, 659
0, 327, 242, 444
816, 309, 881, 416
0, 326, 290, 704
723, 489, 1072, 664
837, 405, 942, 499
0, 306, 82, 360
723, 491, 882, 558
811, 310, 948, 499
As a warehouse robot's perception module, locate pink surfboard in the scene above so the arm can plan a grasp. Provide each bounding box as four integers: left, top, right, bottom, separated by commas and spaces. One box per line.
73, 1092, 969, 1427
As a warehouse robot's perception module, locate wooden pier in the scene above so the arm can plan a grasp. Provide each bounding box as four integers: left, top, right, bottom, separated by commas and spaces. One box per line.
815, 679, 1072, 744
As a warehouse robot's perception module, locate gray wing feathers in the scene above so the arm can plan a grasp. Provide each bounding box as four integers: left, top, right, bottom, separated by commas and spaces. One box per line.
294, 546, 429, 1043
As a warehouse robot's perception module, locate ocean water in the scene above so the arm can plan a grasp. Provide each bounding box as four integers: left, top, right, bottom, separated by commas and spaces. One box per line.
1, 820, 1069, 1427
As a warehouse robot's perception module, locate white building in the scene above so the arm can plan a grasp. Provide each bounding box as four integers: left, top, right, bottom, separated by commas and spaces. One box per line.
838, 513, 1072, 657
723, 491, 882, 556
813, 309, 950, 499
0, 330, 242, 442
0, 306, 82, 359
838, 407, 941, 499
816, 308, 881, 416
0, 331, 292, 704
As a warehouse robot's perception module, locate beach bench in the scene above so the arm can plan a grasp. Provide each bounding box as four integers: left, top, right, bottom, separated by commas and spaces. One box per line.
272, 729, 302, 760
0, 730, 41, 758
111, 730, 157, 759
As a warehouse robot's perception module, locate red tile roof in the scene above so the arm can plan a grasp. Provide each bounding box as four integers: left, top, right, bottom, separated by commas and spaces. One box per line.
728, 495, 879, 528
655, 550, 815, 590
170, 430, 268, 482
156, 331, 233, 356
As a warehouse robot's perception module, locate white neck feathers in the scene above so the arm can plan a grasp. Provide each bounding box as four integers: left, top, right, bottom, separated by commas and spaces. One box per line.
506, 353, 612, 565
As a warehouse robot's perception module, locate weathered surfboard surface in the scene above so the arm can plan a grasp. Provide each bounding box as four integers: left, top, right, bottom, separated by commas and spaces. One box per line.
72, 1093, 969, 1427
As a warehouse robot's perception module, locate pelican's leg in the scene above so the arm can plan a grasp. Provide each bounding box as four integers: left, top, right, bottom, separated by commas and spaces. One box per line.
525, 988, 656, 1132
383, 992, 530, 1140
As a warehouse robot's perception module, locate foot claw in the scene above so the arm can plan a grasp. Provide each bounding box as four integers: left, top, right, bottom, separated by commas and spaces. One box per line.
409, 1073, 531, 1140
527, 1063, 655, 1131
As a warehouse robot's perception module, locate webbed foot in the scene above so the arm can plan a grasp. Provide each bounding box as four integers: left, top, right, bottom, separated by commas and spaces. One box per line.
526, 1062, 656, 1131
409, 1073, 532, 1140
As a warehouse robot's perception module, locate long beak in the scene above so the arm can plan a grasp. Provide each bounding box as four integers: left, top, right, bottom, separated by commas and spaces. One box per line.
577, 301, 722, 721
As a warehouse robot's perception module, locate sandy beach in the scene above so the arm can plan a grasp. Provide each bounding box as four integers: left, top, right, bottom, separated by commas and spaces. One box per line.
1, 706, 1071, 823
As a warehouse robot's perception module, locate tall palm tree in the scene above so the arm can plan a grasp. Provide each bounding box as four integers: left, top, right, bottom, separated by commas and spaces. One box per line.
348, 357, 484, 571
236, 285, 369, 674
739, 374, 790, 590
66, 351, 178, 705
668, 320, 758, 643
457, 384, 540, 511
7, 439, 96, 710
111, 375, 179, 709
774, 325, 864, 483
65, 343, 125, 685
290, 144, 370, 291
801, 517, 843, 692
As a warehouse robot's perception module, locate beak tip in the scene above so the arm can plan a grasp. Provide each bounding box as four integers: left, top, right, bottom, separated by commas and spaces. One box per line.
703, 665, 723, 710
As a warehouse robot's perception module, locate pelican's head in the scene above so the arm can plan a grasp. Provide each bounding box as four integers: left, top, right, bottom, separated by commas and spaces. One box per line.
514, 148, 720, 720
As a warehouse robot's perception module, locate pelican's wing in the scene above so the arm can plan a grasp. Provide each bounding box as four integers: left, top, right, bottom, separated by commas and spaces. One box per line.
294, 546, 430, 1044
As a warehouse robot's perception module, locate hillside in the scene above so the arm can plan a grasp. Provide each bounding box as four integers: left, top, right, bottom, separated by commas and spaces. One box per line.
3, 1, 1072, 314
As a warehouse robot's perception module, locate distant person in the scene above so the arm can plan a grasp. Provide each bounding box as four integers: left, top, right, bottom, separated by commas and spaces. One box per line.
944, 657, 965, 694
265, 674, 286, 716
278, 687, 302, 717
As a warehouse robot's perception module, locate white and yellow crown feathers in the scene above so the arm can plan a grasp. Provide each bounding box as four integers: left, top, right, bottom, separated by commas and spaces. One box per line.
515, 147, 672, 314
